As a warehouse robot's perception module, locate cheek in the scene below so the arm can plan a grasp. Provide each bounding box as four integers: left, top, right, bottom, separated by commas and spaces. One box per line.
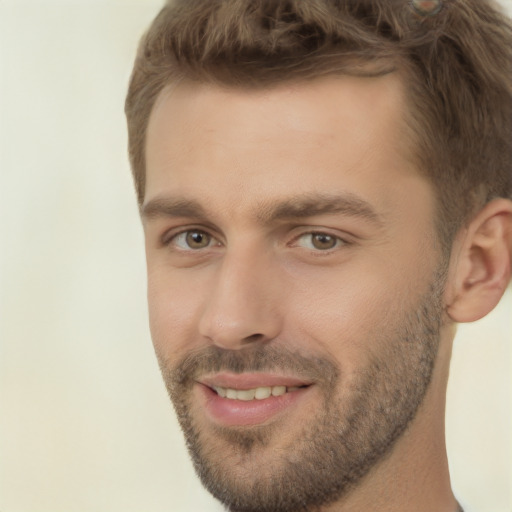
146, 268, 205, 360
285, 263, 414, 367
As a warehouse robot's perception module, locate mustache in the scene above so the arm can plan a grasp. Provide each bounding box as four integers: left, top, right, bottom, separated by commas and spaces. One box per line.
160, 344, 340, 389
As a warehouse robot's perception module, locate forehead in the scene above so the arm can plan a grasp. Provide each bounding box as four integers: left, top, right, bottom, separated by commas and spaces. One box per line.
146, 74, 407, 159
144, 74, 425, 220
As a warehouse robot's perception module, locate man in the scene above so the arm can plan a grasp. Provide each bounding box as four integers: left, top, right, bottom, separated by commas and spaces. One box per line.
125, 1, 512, 511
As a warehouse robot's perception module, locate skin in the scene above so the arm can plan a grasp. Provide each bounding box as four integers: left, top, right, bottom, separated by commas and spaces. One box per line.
141, 74, 512, 511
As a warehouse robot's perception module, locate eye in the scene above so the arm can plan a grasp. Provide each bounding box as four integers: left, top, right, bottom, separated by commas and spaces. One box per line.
296, 232, 345, 251
170, 230, 217, 250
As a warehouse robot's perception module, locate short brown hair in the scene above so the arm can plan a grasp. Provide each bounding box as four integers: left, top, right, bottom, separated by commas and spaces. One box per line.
125, 0, 512, 245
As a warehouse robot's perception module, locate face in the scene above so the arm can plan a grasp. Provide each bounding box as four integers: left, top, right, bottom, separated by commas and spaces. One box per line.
143, 75, 447, 512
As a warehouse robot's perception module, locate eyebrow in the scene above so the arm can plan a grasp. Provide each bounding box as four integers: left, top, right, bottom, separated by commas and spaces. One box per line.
141, 192, 382, 226
141, 197, 207, 221
256, 193, 382, 225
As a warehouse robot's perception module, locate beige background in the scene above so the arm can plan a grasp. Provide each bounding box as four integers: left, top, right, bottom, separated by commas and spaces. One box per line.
0, 1, 510, 511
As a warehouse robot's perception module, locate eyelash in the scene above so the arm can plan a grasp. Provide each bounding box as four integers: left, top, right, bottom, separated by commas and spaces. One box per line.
162, 229, 220, 250
292, 232, 349, 251
162, 228, 351, 253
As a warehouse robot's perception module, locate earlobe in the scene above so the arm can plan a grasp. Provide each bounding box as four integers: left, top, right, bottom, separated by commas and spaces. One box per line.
446, 198, 512, 323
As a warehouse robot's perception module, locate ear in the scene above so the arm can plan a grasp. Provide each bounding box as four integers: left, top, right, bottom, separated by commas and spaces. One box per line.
446, 198, 512, 323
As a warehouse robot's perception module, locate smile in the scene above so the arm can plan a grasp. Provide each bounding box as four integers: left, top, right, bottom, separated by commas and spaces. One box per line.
212, 385, 304, 401
197, 373, 314, 426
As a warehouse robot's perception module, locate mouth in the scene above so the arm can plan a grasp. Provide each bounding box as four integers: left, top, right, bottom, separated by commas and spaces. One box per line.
196, 373, 314, 427
211, 384, 306, 401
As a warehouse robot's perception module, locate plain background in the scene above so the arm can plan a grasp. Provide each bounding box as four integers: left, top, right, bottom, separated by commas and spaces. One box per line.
0, 1, 510, 511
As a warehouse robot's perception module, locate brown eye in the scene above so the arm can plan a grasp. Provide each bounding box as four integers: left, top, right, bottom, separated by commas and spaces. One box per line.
170, 230, 214, 250
185, 230, 211, 249
296, 232, 342, 251
311, 233, 338, 250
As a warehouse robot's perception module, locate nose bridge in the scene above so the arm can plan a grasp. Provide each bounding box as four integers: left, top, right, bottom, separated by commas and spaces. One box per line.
198, 242, 281, 349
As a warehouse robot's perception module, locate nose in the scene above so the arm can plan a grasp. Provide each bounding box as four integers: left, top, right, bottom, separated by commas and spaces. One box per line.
198, 246, 282, 350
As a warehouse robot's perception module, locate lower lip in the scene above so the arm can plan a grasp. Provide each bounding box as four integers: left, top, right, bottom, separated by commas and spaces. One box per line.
197, 384, 312, 427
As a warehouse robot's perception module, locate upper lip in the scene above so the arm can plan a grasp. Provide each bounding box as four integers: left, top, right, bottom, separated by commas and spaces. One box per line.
198, 372, 313, 390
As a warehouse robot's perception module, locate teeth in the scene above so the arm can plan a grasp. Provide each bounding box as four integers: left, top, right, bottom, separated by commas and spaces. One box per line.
254, 387, 272, 400
212, 385, 303, 401
271, 385, 286, 397
226, 388, 237, 400
237, 389, 256, 401
215, 386, 227, 398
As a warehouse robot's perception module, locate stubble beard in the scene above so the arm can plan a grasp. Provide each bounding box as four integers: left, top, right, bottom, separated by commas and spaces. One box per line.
157, 267, 447, 512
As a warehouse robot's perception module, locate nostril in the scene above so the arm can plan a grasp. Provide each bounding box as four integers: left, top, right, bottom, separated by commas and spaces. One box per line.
242, 333, 266, 344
